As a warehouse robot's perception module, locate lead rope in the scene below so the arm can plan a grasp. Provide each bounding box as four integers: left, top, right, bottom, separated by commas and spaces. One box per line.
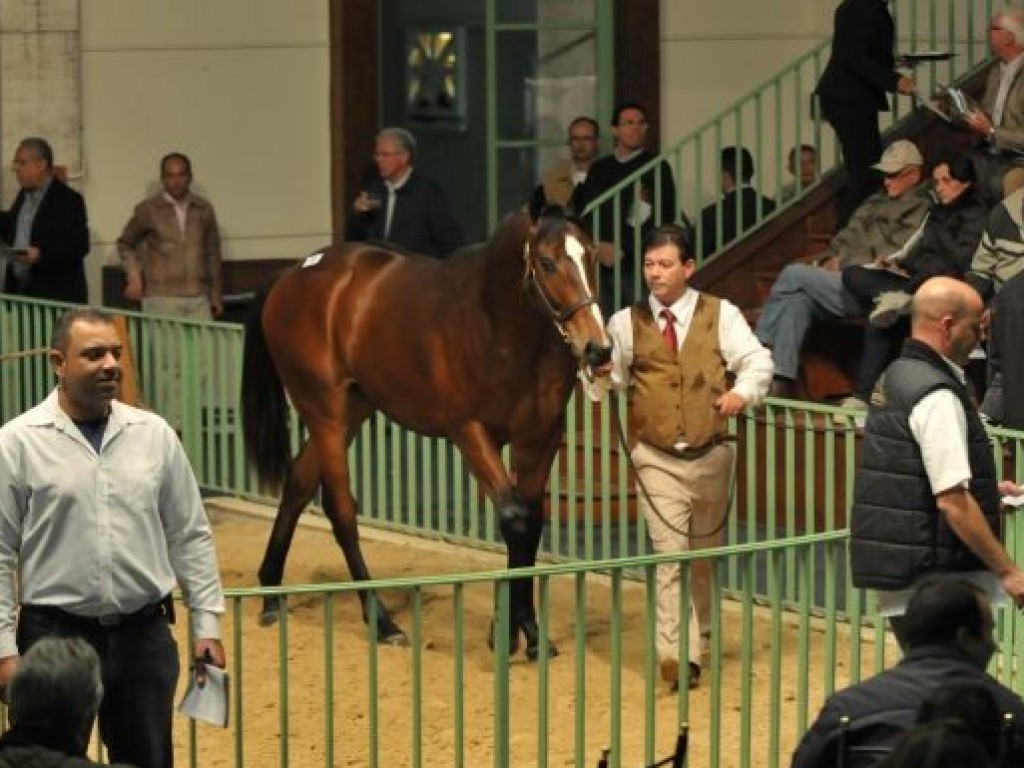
608, 389, 736, 540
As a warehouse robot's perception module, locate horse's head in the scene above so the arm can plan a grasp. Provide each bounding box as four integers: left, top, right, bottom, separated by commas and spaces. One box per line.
523, 210, 612, 373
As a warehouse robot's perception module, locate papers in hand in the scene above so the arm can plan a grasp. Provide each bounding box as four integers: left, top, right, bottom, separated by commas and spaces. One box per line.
178, 665, 229, 727
1002, 493, 1024, 509
925, 85, 986, 126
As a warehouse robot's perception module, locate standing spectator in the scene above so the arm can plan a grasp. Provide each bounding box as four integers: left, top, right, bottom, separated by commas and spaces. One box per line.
117, 152, 223, 430
697, 146, 776, 258
815, 0, 916, 226
0, 637, 133, 767
603, 224, 772, 691
0, 137, 89, 303
779, 144, 819, 202
790, 578, 1024, 768
576, 101, 677, 315
528, 116, 601, 219
755, 140, 931, 397
849, 277, 1024, 649
962, 7, 1024, 203
0, 308, 226, 768
345, 126, 465, 259
118, 152, 223, 320
840, 155, 988, 408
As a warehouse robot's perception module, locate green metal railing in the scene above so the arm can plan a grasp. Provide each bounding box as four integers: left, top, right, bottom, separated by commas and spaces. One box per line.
581, 0, 1000, 313
7, 295, 1024, 767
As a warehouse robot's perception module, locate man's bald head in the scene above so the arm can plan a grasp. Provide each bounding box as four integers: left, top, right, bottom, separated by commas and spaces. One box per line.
912, 277, 987, 366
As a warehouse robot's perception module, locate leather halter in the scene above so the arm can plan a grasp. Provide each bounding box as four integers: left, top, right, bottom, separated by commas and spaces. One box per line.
522, 240, 596, 344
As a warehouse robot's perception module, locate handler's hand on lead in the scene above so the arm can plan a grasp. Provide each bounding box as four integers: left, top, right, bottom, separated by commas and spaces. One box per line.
1001, 570, 1024, 607
193, 638, 226, 687
714, 391, 747, 417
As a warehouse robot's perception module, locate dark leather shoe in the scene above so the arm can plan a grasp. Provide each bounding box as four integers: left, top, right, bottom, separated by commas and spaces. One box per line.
687, 662, 701, 689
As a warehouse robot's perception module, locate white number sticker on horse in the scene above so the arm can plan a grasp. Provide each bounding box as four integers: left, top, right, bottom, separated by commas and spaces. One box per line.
302, 252, 324, 268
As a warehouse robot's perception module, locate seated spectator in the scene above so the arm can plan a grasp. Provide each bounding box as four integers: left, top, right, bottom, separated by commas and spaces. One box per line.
756, 140, 931, 397
528, 116, 600, 219
960, 8, 1024, 206
0, 637, 133, 767
698, 146, 775, 258
964, 187, 1024, 424
788, 577, 1024, 768
876, 721, 993, 768
915, 682, 1007, 766
779, 144, 819, 202
839, 155, 987, 408
345, 126, 466, 259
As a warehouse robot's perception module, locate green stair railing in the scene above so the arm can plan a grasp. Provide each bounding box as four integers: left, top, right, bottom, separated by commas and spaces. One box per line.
582, 0, 999, 313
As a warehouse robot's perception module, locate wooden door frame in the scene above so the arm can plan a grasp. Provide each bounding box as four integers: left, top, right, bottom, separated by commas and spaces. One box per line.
329, 0, 659, 238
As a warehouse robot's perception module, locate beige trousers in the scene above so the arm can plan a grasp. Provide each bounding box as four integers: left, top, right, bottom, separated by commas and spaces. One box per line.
632, 441, 734, 666
141, 294, 211, 429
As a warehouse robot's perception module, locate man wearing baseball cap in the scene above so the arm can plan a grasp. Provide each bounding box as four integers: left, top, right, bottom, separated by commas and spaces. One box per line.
757, 140, 931, 399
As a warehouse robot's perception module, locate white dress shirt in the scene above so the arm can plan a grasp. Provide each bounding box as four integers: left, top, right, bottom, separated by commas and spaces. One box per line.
0, 391, 225, 657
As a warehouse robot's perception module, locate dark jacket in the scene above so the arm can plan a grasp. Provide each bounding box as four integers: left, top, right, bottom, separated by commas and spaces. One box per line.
815, 0, 901, 112
900, 185, 988, 290
0, 726, 133, 768
790, 645, 1024, 768
698, 186, 776, 258
850, 339, 1000, 590
0, 177, 90, 303
344, 169, 465, 259
576, 149, 677, 253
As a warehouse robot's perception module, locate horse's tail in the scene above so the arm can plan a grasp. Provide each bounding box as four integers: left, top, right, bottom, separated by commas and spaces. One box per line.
241, 280, 292, 490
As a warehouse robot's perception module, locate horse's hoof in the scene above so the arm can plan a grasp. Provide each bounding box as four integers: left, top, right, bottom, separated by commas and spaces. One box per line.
379, 630, 410, 647
525, 641, 560, 662
258, 608, 279, 627
487, 619, 520, 655
521, 619, 559, 661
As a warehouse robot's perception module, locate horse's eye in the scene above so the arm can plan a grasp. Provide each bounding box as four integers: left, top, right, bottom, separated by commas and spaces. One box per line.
539, 257, 558, 274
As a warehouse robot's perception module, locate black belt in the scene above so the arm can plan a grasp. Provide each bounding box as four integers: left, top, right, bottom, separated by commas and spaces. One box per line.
655, 435, 733, 461
21, 595, 174, 631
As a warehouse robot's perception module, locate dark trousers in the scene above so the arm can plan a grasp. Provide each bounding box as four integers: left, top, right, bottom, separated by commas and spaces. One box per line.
17, 608, 181, 768
842, 266, 912, 400
820, 97, 883, 228
992, 272, 1024, 430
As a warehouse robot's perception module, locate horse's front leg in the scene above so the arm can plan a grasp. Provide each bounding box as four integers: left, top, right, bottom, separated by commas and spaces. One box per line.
507, 427, 567, 661
455, 422, 559, 660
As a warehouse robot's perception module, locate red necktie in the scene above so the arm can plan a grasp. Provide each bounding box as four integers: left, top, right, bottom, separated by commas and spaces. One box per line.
660, 308, 677, 352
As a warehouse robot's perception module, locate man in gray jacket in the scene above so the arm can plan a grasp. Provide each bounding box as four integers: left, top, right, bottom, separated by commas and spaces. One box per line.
756, 140, 932, 397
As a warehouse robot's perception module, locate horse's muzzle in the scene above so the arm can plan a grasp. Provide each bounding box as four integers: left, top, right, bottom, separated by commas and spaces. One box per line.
584, 341, 612, 368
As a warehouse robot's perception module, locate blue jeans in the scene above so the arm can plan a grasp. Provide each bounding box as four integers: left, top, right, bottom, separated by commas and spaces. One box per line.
755, 264, 863, 379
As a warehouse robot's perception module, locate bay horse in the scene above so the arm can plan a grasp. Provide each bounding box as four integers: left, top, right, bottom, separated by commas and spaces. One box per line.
241, 208, 612, 658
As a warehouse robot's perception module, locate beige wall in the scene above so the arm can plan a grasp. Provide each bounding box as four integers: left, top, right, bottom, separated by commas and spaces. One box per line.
80, 0, 331, 302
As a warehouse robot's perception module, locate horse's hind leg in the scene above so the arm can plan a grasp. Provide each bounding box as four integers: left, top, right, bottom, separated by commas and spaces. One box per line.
257, 440, 321, 626
308, 393, 408, 646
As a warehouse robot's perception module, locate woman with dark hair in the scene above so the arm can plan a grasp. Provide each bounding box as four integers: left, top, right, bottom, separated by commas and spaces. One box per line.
838, 155, 989, 407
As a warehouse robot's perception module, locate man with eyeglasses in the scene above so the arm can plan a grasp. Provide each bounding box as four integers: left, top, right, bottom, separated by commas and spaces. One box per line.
528, 116, 600, 219
962, 7, 1024, 204
345, 126, 465, 259
0, 137, 89, 303
576, 101, 677, 315
755, 140, 931, 399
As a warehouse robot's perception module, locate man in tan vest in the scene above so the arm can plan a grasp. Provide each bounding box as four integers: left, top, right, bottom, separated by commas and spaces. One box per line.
603, 224, 773, 691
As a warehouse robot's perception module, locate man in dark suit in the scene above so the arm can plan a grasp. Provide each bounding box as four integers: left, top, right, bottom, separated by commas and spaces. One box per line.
0, 137, 90, 303
698, 146, 775, 258
345, 126, 465, 259
815, 0, 916, 226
